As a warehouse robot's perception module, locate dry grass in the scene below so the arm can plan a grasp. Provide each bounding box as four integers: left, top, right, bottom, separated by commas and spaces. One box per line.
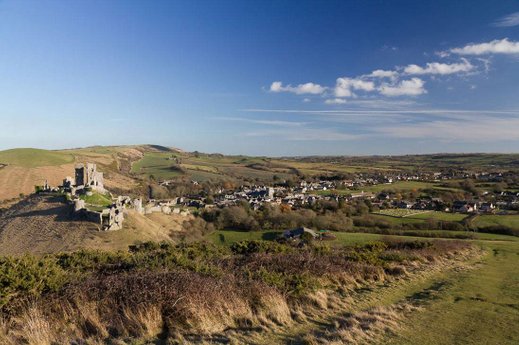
0, 240, 477, 344
299, 303, 419, 345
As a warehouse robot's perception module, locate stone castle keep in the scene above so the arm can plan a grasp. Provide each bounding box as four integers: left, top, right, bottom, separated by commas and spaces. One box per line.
74, 163, 104, 191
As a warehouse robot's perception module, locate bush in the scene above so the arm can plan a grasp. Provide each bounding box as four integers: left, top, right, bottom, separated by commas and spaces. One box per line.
477, 225, 519, 237
230, 240, 290, 255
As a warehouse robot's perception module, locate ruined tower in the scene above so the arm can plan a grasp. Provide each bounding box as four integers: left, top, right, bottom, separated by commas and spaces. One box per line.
74, 163, 104, 191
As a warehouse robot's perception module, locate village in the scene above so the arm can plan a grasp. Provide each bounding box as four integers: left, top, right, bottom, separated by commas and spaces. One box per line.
166, 170, 519, 215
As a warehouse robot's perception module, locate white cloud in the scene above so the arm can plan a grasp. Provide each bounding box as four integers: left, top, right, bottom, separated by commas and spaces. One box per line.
325, 98, 347, 105
450, 38, 519, 55
303, 98, 311, 103
403, 58, 474, 75
365, 69, 398, 79
493, 12, 519, 27
379, 78, 427, 97
269, 81, 326, 94
334, 77, 375, 97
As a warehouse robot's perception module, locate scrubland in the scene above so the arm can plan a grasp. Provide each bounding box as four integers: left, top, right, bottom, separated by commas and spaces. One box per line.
0, 238, 475, 344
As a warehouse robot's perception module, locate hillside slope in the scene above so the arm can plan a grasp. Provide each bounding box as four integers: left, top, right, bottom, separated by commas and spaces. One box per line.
0, 146, 148, 201
0, 195, 189, 255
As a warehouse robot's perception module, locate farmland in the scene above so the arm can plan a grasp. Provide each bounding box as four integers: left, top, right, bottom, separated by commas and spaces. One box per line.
374, 210, 468, 222
472, 214, 519, 229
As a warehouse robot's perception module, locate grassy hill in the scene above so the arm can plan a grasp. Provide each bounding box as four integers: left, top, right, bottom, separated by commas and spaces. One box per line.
3, 146, 519, 202
0, 148, 74, 168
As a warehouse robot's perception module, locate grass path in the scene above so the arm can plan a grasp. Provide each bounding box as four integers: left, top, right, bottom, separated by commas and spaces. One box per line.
239, 245, 484, 344
233, 237, 519, 344
303, 254, 484, 344
379, 240, 519, 345
206, 230, 519, 344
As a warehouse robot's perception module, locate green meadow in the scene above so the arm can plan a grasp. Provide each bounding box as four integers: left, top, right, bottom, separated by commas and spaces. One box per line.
0, 148, 74, 168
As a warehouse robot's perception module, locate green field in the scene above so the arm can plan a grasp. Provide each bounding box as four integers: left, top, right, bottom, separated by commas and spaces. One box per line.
79, 191, 113, 207
130, 152, 184, 179
473, 214, 519, 229
208, 229, 518, 248
373, 210, 468, 222
375, 209, 431, 217
409, 211, 468, 221
0, 148, 74, 168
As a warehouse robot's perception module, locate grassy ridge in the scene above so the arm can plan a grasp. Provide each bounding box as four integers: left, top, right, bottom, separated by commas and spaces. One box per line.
0, 148, 74, 168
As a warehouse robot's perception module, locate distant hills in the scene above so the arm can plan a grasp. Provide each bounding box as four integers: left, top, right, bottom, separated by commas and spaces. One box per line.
1, 145, 519, 203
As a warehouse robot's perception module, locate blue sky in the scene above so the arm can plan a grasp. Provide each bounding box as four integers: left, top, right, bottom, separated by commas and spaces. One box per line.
1, 0, 519, 156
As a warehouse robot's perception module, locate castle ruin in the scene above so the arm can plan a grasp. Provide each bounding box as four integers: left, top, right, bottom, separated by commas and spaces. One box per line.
41, 162, 187, 231
74, 163, 104, 191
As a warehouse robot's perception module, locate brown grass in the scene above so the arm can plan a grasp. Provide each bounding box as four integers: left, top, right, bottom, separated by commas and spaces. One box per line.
0, 240, 477, 344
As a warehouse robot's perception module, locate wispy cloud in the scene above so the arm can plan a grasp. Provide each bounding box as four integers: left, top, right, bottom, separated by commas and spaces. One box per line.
241, 108, 519, 118
493, 12, 519, 27
231, 106, 519, 146
334, 77, 375, 98
214, 116, 307, 127
270, 81, 326, 94
243, 128, 363, 141
403, 58, 474, 75
364, 69, 398, 79
374, 117, 519, 141
379, 78, 427, 97
450, 38, 519, 55
325, 98, 347, 105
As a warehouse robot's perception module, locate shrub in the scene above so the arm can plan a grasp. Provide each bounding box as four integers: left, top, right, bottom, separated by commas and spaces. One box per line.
230, 240, 290, 255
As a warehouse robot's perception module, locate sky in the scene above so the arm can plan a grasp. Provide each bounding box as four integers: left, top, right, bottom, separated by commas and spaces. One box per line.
1, 0, 519, 156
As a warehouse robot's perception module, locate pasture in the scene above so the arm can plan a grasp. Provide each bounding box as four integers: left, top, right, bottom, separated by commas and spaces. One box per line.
0, 148, 74, 168
207, 229, 517, 248
373, 210, 468, 222
473, 214, 519, 229
130, 152, 184, 179
375, 209, 431, 217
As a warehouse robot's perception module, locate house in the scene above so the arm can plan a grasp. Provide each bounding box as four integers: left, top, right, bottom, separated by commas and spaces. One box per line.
377, 192, 390, 201
480, 202, 495, 213
396, 200, 414, 209
283, 227, 319, 240
452, 201, 477, 213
